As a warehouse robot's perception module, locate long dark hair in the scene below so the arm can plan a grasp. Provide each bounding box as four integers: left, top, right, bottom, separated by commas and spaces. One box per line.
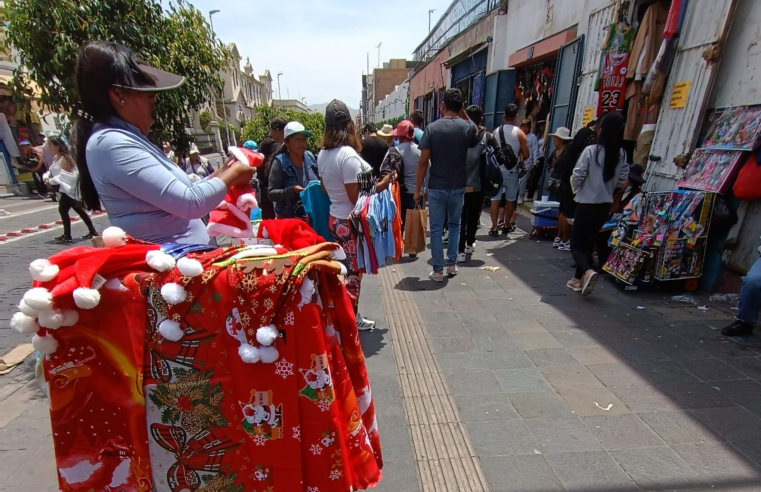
73, 41, 156, 211
46, 135, 70, 158
596, 112, 625, 182
322, 120, 362, 152
257, 136, 280, 184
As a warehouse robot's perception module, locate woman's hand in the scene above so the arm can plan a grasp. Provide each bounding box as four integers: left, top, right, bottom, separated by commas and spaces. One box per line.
293, 185, 305, 194
221, 161, 254, 187
376, 170, 396, 192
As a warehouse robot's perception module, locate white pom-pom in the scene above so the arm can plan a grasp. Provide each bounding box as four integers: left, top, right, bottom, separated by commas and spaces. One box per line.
177, 257, 204, 277
161, 283, 187, 305
61, 310, 79, 327
238, 343, 260, 363
10, 312, 38, 335
29, 259, 59, 282
104, 278, 128, 291
237, 193, 257, 210
38, 309, 66, 330
102, 227, 127, 248
23, 287, 53, 311
146, 250, 176, 272
256, 325, 278, 346
32, 333, 58, 355
18, 300, 38, 317
259, 345, 279, 363
158, 319, 184, 341
73, 287, 100, 309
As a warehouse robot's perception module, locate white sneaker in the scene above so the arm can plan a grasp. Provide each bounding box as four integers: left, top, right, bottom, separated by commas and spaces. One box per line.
355, 312, 376, 331
429, 271, 444, 282
442, 230, 449, 244
447, 264, 458, 276
558, 241, 571, 251
465, 243, 476, 254
553, 237, 561, 248
457, 253, 467, 263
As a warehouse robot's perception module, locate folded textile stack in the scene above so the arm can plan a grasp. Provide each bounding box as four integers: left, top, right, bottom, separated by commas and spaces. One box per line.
12, 219, 383, 492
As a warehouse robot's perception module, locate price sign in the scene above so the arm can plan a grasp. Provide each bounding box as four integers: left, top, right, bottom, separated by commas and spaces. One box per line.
670, 81, 691, 109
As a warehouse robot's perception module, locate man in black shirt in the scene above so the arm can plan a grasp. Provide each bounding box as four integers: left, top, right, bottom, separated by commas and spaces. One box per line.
360, 123, 390, 177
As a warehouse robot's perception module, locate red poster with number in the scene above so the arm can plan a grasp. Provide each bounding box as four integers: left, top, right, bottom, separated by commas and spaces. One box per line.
597, 51, 631, 116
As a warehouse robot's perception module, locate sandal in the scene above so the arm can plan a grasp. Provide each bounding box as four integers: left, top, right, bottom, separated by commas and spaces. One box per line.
566, 279, 582, 292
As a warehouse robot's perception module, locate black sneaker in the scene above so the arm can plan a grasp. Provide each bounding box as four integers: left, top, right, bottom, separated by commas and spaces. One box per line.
82, 232, 97, 240
721, 320, 754, 337
54, 234, 72, 243
489, 230, 500, 237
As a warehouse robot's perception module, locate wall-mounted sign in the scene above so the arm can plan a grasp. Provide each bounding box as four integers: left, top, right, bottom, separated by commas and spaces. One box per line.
581, 106, 595, 127
669, 81, 691, 109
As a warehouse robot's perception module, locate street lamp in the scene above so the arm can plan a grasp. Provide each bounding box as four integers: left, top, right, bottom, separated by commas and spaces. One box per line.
301, 97, 308, 111
277, 72, 284, 101
208, 9, 234, 148
429, 9, 436, 33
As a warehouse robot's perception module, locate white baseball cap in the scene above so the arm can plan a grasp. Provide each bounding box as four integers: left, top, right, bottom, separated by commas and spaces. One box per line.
284, 121, 313, 139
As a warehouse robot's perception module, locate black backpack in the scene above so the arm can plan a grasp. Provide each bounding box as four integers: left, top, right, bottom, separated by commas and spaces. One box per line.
484, 133, 504, 195
498, 125, 519, 170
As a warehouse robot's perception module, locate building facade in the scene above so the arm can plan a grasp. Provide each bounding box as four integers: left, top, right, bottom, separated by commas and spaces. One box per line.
272, 99, 309, 113
217, 43, 273, 129
363, 59, 413, 123
375, 80, 409, 122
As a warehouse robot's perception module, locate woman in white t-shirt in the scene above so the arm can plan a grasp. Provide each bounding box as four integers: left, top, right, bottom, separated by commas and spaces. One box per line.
318, 100, 394, 330
44, 135, 98, 243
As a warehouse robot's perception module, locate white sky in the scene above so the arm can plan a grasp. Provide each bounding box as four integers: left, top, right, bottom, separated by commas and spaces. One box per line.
187, 0, 454, 107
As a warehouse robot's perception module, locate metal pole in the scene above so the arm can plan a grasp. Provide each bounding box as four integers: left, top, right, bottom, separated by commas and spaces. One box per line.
429, 9, 436, 33
375, 42, 382, 68
209, 10, 233, 148
277, 73, 283, 101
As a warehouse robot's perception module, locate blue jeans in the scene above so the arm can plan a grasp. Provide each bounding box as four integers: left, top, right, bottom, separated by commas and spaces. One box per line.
428, 188, 465, 272
738, 257, 761, 325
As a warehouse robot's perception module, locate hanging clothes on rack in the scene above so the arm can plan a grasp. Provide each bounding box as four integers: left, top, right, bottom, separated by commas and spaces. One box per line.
300, 180, 333, 243
349, 170, 402, 274
595, 15, 636, 117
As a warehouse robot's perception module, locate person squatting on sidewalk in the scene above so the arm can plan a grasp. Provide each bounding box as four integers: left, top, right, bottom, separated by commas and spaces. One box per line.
413, 89, 478, 282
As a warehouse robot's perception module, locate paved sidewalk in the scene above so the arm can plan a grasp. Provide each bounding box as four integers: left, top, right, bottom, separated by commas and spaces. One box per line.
389, 214, 761, 492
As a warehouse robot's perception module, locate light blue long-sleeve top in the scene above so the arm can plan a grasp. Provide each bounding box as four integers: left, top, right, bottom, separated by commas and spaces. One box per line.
86, 116, 227, 244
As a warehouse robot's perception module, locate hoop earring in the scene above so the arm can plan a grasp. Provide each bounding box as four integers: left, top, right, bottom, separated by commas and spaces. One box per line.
120, 99, 125, 104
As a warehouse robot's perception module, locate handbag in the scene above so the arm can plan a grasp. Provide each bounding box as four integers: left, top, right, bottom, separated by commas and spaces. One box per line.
545, 177, 561, 193
733, 154, 761, 201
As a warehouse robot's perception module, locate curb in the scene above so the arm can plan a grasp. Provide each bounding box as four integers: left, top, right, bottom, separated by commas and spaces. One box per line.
0, 211, 106, 243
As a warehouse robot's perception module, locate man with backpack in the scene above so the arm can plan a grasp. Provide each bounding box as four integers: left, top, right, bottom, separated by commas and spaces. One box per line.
458, 105, 505, 262
490, 103, 529, 236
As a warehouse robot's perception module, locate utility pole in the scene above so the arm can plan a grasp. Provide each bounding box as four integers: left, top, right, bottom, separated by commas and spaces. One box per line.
208, 9, 233, 148
429, 9, 436, 33
375, 42, 382, 68
277, 72, 283, 101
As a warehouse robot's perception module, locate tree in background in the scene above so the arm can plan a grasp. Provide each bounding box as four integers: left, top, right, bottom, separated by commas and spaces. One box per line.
6, 0, 227, 152
242, 105, 325, 153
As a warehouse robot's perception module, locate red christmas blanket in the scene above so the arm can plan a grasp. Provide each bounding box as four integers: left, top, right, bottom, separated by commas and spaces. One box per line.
15, 221, 382, 492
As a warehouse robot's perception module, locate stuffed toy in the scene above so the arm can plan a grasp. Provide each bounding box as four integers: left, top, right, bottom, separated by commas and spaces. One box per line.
207, 147, 264, 239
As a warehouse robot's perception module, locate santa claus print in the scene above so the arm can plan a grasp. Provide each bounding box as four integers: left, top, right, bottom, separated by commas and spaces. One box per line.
299, 353, 335, 404
239, 390, 283, 443
225, 308, 247, 344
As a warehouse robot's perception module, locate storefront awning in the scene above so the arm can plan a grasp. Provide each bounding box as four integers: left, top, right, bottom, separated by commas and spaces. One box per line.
443, 42, 486, 68
508, 29, 577, 68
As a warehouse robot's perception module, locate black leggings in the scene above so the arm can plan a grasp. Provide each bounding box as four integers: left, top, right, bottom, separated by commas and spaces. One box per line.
59, 194, 96, 238
570, 203, 611, 280
459, 191, 484, 252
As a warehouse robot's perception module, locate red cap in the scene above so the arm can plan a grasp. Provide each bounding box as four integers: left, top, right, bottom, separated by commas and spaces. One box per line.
391, 120, 414, 139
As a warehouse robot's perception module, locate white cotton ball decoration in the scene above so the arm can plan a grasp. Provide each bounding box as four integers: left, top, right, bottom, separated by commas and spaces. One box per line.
104, 278, 128, 291
256, 325, 278, 346
23, 287, 53, 311
73, 287, 101, 309
38, 309, 66, 330
146, 250, 176, 272
18, 300, 38, 317
32, 333, 58, 355
160, 283, 187, 305
299, 277, 315, 307
61, 310, 79, 327
10, 312, 38, 335
158, 319, 184, 341
259, 345, 279, 364
102, 226, 127, 248
177, 257, 204, 277
29, 259, 59, 282
238, 343, 260, 364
